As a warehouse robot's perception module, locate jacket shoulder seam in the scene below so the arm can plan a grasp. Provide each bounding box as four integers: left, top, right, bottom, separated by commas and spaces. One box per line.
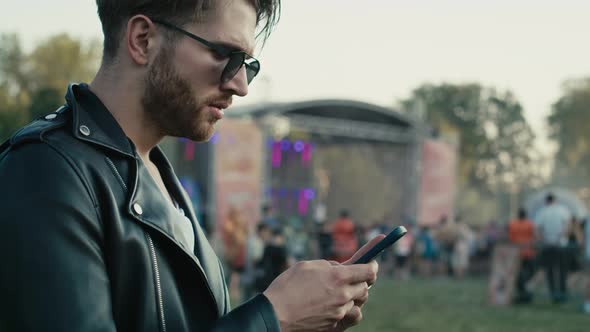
44, 140, 103, 225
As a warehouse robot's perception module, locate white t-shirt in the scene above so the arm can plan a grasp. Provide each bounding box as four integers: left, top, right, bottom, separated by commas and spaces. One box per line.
534, 203, 571, 246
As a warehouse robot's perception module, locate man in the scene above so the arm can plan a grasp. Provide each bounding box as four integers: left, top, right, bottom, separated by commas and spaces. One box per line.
508, 208, 536, 303
435, 215, 458, 276
255, 226, 289, 294
331, 210, 359, 263
0, 1, 383, 331
534, 193, 572, 303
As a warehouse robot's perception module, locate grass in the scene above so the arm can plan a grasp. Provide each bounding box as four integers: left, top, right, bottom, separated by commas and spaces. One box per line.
351, 277, 588, 332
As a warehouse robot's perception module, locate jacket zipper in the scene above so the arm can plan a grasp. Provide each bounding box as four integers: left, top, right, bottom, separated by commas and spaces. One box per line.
105, 157, 128, 191
146, 233, 167, 332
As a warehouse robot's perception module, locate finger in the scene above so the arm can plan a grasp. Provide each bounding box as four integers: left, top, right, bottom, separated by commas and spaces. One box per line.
353, 288, 369, 307
335, 264, 377, 285
343, 234, 386, 265
348, 281, 369, 302
366, 260, 379, 286
335, 306, 363, 331
341, 300, 355, 318
328, 260, 340, 266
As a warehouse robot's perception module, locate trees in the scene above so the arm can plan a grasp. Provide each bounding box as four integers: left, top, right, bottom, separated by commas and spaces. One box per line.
0, 33, 100, 141
400, 83, 541, 223
547, 78, 590, 190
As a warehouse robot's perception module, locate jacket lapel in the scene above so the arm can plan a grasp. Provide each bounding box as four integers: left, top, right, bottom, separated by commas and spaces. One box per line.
149, 147, 227, 316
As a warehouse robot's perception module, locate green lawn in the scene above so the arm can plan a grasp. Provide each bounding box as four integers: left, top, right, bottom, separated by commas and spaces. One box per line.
351, 277, 588, 332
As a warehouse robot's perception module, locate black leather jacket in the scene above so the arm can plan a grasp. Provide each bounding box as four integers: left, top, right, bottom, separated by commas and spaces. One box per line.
0, 83, 281, 332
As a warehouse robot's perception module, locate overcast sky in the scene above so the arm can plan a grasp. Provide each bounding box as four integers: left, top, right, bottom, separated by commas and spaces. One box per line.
2, 0, 589, 154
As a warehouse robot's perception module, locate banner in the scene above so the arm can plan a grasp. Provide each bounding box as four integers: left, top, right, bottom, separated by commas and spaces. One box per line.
418, 139, 457, 225
214, 119, 264, 232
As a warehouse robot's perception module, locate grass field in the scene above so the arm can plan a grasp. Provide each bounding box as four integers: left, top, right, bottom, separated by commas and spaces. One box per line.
351, 277, 588, 332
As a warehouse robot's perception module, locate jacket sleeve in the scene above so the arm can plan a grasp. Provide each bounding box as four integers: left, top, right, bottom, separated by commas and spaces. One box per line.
210, 294, 281, 332
206, 257, 281, 332
0, 142, 116, 332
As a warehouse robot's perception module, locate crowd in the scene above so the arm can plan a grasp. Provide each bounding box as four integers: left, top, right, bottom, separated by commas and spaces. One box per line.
221, 195, 590, 314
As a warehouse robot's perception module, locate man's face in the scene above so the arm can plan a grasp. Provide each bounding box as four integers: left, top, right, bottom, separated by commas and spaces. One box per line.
142, 0, 256, 142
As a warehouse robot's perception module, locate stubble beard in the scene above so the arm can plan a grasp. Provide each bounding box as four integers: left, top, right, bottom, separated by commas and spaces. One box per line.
142, 49, 216, 142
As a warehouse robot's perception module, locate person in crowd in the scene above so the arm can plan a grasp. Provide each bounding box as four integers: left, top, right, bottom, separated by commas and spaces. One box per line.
565, 216, 584, 274
331, 210, 360, 263
242, 218, 266, 300
394, 225, 414, 280
416, 225, 438, 277
260, 204, 280, 231
508, 208, 536, 303
452, 219, 474, 279
255, 226, 289, 294
582, 218, 590, 314
223, 207, 248, 300
534, 193, 572, 303
435, 215, 458, 276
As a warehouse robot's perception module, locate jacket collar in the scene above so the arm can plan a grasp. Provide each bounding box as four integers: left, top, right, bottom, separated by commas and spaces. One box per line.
65, 83, 136, 158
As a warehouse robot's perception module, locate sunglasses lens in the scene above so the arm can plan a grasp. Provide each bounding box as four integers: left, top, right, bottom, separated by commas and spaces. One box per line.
221, 53, 245, 83
245, 60, 260, 84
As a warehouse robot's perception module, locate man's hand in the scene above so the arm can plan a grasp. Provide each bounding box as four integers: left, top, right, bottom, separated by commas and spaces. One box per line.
263, 235, 385, 332
331, 235, 386, 331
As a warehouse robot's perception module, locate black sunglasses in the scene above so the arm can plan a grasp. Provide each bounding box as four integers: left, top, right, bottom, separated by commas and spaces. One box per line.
151, 18, 260, 85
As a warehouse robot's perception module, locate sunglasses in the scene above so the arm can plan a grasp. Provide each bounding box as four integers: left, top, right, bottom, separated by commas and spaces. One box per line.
151, 18, 260, 85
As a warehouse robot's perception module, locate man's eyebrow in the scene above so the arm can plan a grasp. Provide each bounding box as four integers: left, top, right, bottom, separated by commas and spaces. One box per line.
214, 40, 254, 55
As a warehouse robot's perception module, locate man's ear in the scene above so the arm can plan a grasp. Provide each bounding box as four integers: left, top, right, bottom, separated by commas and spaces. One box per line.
125, 15, 159, 66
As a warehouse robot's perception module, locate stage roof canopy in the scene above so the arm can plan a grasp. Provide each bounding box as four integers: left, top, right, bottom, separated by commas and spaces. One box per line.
229, 99, 419, 143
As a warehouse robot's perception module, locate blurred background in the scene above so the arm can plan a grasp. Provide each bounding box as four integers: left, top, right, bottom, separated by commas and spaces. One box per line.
2, 0, 590, 331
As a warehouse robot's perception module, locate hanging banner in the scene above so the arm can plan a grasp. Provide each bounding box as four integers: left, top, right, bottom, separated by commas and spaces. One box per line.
418, 139, 457, 225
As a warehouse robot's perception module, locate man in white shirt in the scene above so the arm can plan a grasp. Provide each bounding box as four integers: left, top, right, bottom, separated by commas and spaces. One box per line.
534, 193, 572, 303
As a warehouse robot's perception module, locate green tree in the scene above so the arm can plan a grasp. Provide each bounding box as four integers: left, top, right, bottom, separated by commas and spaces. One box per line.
547, 78, 590, 190
0, 33, 100, 141
400, 83, 540, 223
28, 33, 101, 93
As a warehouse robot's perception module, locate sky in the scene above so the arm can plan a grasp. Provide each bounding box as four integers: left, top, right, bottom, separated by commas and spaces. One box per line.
2, 0, 590, 154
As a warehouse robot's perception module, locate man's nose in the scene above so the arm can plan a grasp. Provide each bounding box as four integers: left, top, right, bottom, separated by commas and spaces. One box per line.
221, 66, 249, 97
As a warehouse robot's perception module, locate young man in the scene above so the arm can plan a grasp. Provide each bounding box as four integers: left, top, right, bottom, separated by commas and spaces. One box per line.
0, 1, 383, 331
534, 193, 572, 303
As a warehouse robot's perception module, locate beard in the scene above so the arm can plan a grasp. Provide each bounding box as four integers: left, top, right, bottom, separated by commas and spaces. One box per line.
142, 48, 217, 142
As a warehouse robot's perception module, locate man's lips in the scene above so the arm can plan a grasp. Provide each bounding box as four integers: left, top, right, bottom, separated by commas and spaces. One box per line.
209, 101, 231, 110
207, 101, 231, 120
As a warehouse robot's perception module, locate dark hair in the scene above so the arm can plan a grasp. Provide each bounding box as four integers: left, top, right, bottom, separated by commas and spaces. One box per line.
96, 0, 281, 62
257, 223, 269, 233
518, 207, 527, 219
546, 193, 555, 204
339, 210, 349, 218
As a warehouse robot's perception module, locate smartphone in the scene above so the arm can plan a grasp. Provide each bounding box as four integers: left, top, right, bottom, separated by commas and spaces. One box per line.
353, 226, 408, 264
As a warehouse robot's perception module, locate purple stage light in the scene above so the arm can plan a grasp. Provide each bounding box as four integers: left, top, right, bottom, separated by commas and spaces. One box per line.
294, 140, 305, 153
281, 139, 291, 151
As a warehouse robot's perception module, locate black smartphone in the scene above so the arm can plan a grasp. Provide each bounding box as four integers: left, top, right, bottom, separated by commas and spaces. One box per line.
353, 226, 408, 264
